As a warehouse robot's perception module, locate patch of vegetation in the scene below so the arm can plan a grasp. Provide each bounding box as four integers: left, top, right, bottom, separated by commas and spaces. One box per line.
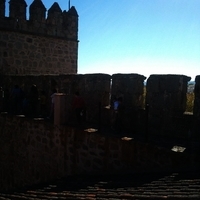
143, 86, 146, 109
186, 92, 194, 113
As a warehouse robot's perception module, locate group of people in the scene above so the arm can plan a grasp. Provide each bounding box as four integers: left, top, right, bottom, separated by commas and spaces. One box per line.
0, 85, 124, 132
47, 90, 86, 125
0, 84, 48, 117
70, 92, 124, 132
0, 85, 86, 126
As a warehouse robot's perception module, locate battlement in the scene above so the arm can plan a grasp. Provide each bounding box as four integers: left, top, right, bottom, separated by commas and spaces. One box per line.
0, 0, 78, 75
0, 0, 78, 40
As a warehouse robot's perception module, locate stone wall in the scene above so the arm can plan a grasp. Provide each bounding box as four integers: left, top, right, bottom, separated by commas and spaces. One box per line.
0, 113, 196, 192
1, 73, 200, 136
0, 0, 78, 75
0, 74, 144, 126
111, 74, 146, 133
1, 73, 200, 192
81, 74, 111, 125
193, 75, 200, 136
146, 75, 191, 137
0, 31, 78, 75
111, 74, 146, 110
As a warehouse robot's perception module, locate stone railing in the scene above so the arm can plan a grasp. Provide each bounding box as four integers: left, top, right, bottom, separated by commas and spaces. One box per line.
0, 73, 200, 137
1, 113, 198, 192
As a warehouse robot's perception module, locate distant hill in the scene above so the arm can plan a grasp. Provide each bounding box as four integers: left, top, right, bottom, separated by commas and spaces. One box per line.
188, 81, 195, 93
188, 81, 195, 85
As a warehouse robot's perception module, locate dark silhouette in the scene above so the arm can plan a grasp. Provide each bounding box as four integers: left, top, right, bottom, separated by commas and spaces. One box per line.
40, 90, 47, 117
72, 91, 86, 127
48, 89, 57, 120
0, 87, 4, 112
2, 88, 9, 112
114, 97, 124, 134
10, 84, 23, 115
28, 84, 39, 117
22, 93, 29, 116
111, 95, 119, 130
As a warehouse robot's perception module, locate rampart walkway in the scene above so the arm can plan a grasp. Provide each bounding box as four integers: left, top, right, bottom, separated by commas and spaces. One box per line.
1, 126, 200, 199
0, 171, 200, 199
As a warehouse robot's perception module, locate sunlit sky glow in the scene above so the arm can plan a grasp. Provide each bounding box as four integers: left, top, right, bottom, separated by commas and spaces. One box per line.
5, 0, 200, 80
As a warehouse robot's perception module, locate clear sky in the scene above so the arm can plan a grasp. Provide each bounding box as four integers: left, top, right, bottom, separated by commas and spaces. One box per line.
5, 0, 200, 80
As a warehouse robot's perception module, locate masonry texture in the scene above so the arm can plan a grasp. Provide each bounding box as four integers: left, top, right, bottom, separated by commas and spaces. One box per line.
0, 73, 200, 132
1, 74, 200, 192
0, 0, 200, 196
111, 73, 146, 110
0, 73, 146, 125
0, 0, 78, 75
146, 75, 191, 137
1, 114, 199, 192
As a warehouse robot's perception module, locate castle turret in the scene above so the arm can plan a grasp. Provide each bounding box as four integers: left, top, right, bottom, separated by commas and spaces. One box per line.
68, 6, 78, 17
0, 0, 5, 18
63, 6, 78, 39
9, 0, 27, 20
47, 2, 62, 25
29, 0, 46, 22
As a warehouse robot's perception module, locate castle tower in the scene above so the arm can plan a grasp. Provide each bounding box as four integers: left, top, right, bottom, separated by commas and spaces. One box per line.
47, 2, 62, 25
0, 0, 5, 18
29, 0, 46, 22
9, 0, 27, 20
0, 1, 79, 75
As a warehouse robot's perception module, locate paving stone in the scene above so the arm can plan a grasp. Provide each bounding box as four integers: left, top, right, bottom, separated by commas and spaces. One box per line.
1, 172, 200, 199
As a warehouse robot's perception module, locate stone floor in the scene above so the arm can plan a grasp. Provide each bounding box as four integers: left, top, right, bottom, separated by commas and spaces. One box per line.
0, 171, 200, 199
1, 123, 200, 199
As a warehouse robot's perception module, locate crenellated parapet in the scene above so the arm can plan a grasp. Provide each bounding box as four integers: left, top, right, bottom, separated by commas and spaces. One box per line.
9, 0, 27, 20
29, 0, 46, 22
0, 0, 78, 40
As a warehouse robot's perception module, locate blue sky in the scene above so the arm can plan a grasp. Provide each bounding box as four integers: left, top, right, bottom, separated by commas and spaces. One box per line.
5, 0, 200, 80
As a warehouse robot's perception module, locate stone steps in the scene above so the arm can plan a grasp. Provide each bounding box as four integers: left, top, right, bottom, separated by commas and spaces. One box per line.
0, 171, 200, 199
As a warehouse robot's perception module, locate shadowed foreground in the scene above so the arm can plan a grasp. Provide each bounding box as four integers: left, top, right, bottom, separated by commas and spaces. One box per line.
0, 171, 200, 200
